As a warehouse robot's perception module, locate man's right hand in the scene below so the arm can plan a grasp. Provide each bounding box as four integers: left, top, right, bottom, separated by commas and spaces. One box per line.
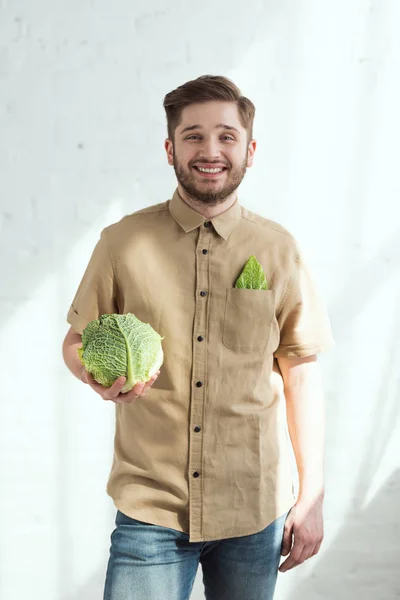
81, 367, 160, 404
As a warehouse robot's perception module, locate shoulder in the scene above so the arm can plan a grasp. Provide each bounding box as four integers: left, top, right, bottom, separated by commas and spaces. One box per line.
100, 200, 169, 240
240, 205, 300, 259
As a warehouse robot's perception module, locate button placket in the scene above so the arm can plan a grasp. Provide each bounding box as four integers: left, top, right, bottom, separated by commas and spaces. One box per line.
188, 219, 212, 539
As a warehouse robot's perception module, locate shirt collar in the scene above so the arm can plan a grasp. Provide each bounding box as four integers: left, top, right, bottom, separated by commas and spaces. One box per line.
168, 187, 242, 241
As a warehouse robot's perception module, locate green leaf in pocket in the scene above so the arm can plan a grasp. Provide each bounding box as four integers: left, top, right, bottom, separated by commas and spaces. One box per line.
235, 256, 268, 290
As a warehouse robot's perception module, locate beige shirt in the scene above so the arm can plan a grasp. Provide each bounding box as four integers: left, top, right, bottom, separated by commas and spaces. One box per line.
67, 187, 334, 542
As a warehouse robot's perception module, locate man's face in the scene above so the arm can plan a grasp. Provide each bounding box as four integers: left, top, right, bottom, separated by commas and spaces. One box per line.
165, 101, 256, 205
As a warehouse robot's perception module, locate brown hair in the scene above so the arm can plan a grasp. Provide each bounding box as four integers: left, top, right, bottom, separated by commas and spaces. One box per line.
163, 75, 255, 143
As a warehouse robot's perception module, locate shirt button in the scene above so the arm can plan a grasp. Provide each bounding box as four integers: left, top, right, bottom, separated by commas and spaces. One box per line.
196, 381, 203, 387
194, 426, 201, 432
193, 471, 200, 477
200, 291, 207, 297
202, 249, 208, 254
204, 221, 211, 228
197, 335, 204, 342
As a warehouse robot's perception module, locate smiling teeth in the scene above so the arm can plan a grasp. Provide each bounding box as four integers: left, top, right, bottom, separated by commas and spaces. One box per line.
197, 167, 224, 173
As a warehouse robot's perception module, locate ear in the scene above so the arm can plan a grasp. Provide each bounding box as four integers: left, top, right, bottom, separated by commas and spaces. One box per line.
247, 139, 257, 168
165, 138, 174, 166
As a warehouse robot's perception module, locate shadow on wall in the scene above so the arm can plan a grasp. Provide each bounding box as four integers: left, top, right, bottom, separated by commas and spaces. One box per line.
0, 0, 290, 330
285, 470, 400, 599
286, 306, 400, 600
285, 0, 400, 590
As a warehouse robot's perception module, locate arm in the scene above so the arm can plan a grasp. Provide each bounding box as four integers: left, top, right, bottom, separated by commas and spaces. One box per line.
279, 353, 325, 499
62, 326, 86, 382
276, 353, 325, 572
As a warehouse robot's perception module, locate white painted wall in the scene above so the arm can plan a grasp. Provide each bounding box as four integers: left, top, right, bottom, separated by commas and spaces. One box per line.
1, 1, 399, 598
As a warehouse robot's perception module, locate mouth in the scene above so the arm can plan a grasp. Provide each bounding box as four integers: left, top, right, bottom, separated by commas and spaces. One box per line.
192, 165, 228, 179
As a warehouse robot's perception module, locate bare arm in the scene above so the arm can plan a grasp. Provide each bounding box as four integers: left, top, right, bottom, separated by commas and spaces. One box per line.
277, 354, 325, 500
62, 326, 85, 382
276, 353, 325, 572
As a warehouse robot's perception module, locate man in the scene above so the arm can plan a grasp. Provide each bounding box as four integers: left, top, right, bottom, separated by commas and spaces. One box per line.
62, 74, 334, 600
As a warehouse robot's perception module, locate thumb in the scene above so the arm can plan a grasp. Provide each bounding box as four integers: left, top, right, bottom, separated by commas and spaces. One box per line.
281, 518, 293, 556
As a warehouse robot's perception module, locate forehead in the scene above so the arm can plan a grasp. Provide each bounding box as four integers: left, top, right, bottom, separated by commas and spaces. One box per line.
179, 101, 244, 130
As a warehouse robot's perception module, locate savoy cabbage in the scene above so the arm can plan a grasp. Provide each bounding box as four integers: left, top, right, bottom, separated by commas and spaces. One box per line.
78, 313, 164, 393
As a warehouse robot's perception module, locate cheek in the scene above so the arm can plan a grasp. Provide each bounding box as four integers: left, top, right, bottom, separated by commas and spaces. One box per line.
176, 149, 193, 166
230, 148, 245, 161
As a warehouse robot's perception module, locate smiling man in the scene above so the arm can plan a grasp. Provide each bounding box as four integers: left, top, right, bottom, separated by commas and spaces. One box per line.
167, 100, 254, 212
63, 75, 334, 600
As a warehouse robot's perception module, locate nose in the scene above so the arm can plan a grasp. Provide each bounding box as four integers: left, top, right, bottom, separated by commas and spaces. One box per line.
199, 136, 222, 160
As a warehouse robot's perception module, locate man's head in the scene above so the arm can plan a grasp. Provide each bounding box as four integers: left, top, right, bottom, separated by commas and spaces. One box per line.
163, 75, 256, 206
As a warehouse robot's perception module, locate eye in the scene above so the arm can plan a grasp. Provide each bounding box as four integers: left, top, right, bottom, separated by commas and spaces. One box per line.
185, 135, 235, 141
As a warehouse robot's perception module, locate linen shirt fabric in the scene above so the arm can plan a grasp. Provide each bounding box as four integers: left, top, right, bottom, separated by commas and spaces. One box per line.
66, 187, 334, 543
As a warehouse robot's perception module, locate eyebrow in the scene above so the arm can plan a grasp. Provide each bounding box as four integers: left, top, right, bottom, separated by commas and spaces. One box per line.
180, 123, 241, 135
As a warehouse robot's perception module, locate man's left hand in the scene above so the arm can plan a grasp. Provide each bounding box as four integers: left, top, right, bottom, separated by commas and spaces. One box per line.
279, 493, 324, 572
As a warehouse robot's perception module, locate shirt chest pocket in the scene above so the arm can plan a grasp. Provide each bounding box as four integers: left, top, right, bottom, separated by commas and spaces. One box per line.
222, 288, 276, 352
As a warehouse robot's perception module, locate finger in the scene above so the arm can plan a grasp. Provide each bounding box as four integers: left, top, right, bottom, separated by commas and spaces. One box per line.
133, 373, 159, 397
110, 372, 161, 404
111, 376, 126, 393
92, 377, 125, 400
103, 377, 126, 401
279, 540, 304, 572
114, 381, 145, 403
296, 543, 313, 566
307, 544, 318, 560
141, 373, 159, 395
84, 371, 126, 401
85, 372, 106, 392
311, 540, 322, 557
279, 551, 300, 572
281, 520, 293, 556
134, 382, 146, 395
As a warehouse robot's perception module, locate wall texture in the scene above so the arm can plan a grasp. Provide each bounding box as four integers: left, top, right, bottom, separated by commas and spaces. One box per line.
1, 0, 399, 598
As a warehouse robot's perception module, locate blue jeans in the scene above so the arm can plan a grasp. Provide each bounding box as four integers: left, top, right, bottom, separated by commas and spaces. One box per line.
103, 509, 289, 600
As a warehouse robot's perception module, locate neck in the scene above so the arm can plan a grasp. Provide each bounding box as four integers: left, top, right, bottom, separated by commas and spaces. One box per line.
177, 183, 238, 219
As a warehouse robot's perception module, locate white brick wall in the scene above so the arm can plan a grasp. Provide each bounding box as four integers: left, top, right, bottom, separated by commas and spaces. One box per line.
1, 1, 399, 598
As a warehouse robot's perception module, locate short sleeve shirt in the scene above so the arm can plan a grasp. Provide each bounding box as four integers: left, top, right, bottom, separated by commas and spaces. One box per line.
66, 187, 334, 542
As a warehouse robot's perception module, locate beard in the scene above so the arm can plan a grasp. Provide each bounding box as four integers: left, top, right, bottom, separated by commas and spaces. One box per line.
172, 154, 248, 206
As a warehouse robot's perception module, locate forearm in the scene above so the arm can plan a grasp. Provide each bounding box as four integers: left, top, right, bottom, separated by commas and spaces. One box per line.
283, 360, 325, 501
62, 333, 85, 382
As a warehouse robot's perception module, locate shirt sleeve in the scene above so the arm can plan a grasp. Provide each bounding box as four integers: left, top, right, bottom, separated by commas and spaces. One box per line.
273, 247, 334, 358
66, 228, 119, 335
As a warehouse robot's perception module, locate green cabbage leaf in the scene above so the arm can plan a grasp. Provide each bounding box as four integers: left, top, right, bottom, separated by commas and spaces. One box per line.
235, 255, 268, 289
